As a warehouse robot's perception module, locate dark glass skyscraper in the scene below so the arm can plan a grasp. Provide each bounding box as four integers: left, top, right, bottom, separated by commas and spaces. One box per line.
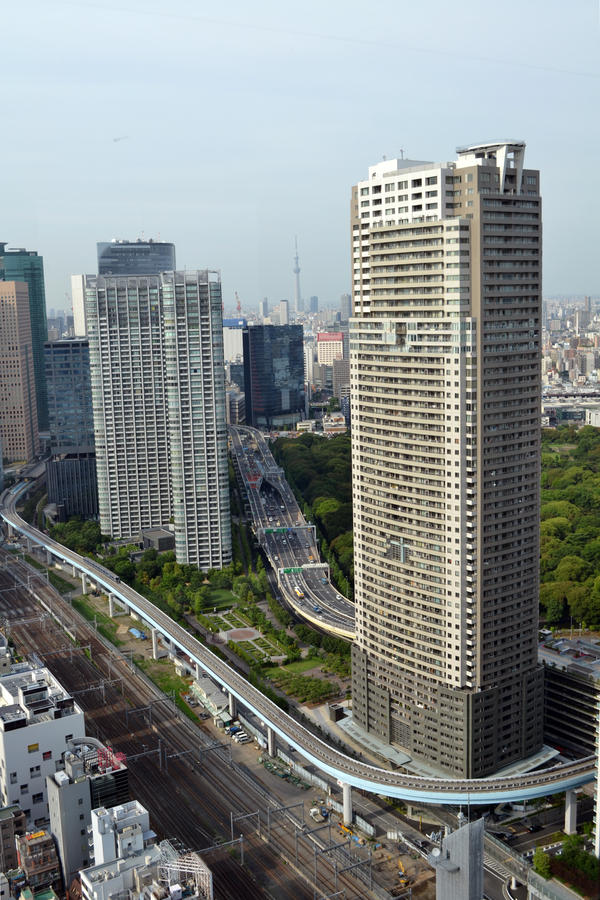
0, 243, 48, 431
45, 340, 98, 520
243, 325, 304, 428
97, 239, 176, 275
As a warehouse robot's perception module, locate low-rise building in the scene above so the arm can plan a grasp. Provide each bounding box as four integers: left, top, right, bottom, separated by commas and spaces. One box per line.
16, 831, 62, 893
0, 804, 26, 871
322, 413, 347, 435
47, 741, 129, 886
0, 663, 85, 828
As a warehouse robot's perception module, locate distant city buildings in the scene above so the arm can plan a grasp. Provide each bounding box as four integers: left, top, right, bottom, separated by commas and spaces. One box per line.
45, 339, 98, 520
316, 332, 343, 365
0, 280, 39, 462
85, 270, 231, 569
243, 324, 304, 428
279, 299, 289, 325
340, 293, 352, 321
309, 295, 319, 314
0, 244, 49, 431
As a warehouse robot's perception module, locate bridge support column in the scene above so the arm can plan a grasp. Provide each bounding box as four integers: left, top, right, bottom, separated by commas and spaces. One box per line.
72, 565, 77, 577
267, 726, 276, 758
228, 692, 237, 719
108, 594, 115, 617
342, 782, 353, 827
46, 549, 53, 566
26, 538, 33, 553
81, 572, 88, 594
152, 629, 160, 661
7, 524, 14, 539
195, 663, 202, 681
564, 790, 577, 835
510, 876, 517, 890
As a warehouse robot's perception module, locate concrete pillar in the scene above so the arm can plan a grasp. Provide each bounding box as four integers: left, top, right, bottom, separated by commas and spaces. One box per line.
72, 565, 77, 577
152, 629, 160, 661
564, 789, 577, 835
26, 538, 33, 553
46, 549, 53, 566
7, 524, 14, 539
267, 726, 276, 758
81, 572, 88, 594
108, 594, 115, 617
510, 876, 517, 890
342, 782, 353, 827
195, 663, 202, 681
228, 692, 237, 719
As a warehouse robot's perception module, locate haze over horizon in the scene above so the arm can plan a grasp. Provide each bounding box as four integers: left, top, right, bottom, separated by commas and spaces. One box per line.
2, 0, 599, 312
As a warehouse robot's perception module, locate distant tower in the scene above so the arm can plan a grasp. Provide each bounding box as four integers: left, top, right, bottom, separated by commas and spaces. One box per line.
293, 237, 303, 314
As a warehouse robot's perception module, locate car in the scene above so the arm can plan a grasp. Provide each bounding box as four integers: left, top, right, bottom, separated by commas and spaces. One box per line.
335, 594, 342, 600
527, 824, 542, 833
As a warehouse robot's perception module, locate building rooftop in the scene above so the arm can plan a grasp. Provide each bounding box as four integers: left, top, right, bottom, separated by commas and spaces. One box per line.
0, 664, 80, 729
539, 635, 600, 679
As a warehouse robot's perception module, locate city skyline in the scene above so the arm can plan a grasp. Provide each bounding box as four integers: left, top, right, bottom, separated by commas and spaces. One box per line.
2, 1, 598, 311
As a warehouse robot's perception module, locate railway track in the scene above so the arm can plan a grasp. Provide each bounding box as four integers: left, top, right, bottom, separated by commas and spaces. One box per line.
0, 558, 381, 900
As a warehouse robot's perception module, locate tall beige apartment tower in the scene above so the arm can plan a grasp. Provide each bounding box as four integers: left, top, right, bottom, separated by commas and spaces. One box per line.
0, 281, 39, 463
350, 142, 544, 778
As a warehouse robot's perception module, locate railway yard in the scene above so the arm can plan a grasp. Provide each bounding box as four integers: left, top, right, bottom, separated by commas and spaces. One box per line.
0, 552, 412, 900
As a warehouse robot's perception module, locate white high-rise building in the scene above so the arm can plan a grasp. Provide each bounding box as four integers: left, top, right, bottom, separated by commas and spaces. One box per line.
350, 142, 544, 778
85, 270, 231, 569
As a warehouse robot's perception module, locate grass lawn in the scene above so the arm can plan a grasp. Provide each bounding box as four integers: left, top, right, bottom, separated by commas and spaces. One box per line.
137, 658, 201, 724
24, 554, 45, 571
265, 658, 320, 677
71, 595, 122, 646
208, 589, 237, 609
48, 571, 76, 594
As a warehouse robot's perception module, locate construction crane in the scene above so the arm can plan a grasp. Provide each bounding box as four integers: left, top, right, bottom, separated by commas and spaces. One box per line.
234, 291, 242, 316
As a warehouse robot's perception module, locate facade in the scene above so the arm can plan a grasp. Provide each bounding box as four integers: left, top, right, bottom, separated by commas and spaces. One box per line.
228, 361, 245, 391
429, 819, 484, 900
71, 275, 87, 337
222, 318, 246, 362
96, 239, 175, 275
317, 332, 344, 365
226, 389, 245, 425
85, 271, 231, 569
340, 293, 352, 321
0, 805, 26, 872
309, 295, 319, 314
332, 357, 351, 400
47, 742, 129, 885
350, 142, 544, 777
16, 830, 62, 892
242, 325, 305, 428
540, 636, 600, 757
0, 281, 39, 462
279, 300, 289, 325
45, 339, 98, 520
0, 245, 48, 431
0, 663, 85, 827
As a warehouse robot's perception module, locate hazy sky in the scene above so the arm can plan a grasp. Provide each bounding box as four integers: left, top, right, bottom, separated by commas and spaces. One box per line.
2, 0, 599, 312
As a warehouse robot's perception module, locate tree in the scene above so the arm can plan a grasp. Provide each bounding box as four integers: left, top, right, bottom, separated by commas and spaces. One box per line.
532, 847, 551, 879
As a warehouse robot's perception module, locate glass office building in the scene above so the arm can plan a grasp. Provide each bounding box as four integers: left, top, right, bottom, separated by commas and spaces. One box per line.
0, 244, 48, 431
242, 325, 305, 428
45, 339, 98, 520
97, 239, 175, 275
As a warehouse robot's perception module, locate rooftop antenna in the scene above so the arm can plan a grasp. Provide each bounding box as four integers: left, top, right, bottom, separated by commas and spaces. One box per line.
399, 149, 405, 160
293, 237, 303, 315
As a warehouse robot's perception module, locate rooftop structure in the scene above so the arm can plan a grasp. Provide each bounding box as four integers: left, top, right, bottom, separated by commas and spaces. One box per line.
96, 239, 175, 276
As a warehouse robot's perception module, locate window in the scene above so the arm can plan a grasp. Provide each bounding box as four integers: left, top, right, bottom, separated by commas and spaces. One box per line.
42, 751, 52, 761
78, 798, 84, 805
526, 175, 537, 185
20, 785, 28, 795
28, 743, 39, 754
360, 187, 369, 195
29, 766, 41, 778
411, 178, 422, 187
384, 183, 395, 192
426, 176, 437, 185
65, 734, 73, 743
80, 829, 86, 836
79, 813, 84, 820
32, 792, 43, 804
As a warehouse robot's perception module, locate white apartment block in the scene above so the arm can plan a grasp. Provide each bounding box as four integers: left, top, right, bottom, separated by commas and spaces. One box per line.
85, 271, 231, 569
0, 662, 85, 827
350, 142, 544, 778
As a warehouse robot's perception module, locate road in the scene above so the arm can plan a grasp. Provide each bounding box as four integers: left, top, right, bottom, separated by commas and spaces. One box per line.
1, 482, 596, 806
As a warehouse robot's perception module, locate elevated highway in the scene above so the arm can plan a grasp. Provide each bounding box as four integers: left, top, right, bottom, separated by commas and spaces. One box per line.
1, 481, 596, 809
229, 425, 355, 638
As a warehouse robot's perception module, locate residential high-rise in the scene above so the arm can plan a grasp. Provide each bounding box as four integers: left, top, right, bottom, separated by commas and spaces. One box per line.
350, 142, 543, 778
97, 238, 175, 275
0, 281, 39, 462
0, 244, 48, 431
243, 324, 304, 428
45, 339, 98, 520
86, 271, 231, 569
